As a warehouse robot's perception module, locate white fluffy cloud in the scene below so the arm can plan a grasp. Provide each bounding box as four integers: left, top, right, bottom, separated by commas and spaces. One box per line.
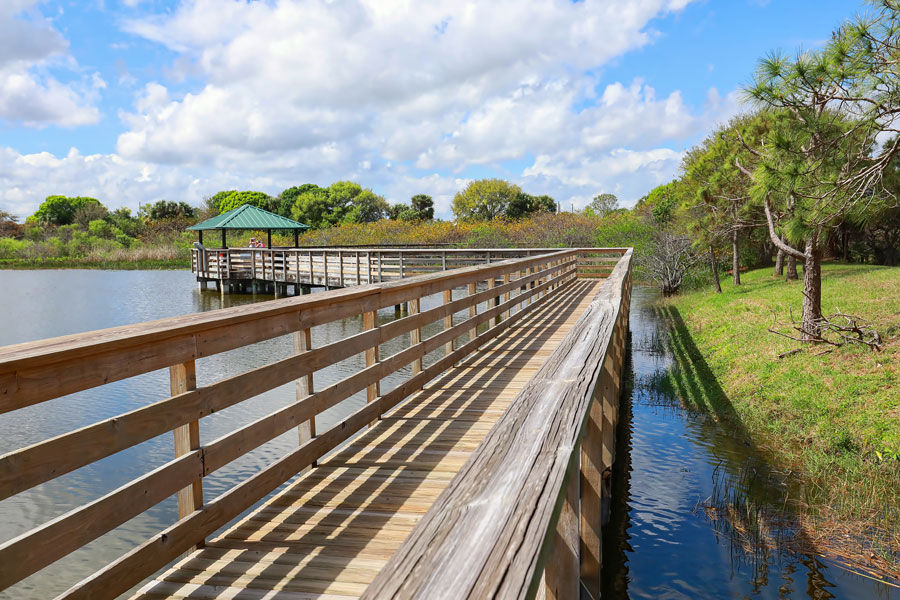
0, 0, 747, 219
0, 1, 101, 127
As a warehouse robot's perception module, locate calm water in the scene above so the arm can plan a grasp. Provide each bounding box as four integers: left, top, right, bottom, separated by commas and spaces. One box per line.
601, 287, 897, 599
0, 270, 463, 599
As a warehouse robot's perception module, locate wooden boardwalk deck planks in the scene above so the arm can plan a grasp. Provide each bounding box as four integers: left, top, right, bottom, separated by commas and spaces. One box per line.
133, 279, 605, 600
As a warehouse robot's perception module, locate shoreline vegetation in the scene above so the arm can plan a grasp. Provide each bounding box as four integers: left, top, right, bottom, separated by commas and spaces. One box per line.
0, 212, 641, 271
660, 264, 900, 580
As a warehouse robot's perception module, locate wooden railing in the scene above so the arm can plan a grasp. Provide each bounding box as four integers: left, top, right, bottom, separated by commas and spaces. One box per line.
0, 248, 627, 599
190, 247, 623, 287
363, 249, 633, 600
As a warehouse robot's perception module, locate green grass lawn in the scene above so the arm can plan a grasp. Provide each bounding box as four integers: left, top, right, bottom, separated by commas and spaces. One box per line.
660, 263, 900, 565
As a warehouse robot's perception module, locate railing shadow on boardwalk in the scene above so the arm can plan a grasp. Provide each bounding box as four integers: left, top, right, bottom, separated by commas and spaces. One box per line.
157, 281, 599, 596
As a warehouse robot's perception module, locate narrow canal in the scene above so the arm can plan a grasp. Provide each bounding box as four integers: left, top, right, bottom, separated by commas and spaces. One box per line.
601, 286, 896, 599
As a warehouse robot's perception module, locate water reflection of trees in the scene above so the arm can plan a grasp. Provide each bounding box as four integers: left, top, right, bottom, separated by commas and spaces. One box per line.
597, 288, 892, 599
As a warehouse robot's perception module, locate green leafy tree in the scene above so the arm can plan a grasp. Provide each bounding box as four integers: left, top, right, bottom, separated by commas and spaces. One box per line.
291, 186, 338, 228
744, 6, 900, 338
216, 191, 274, 213
507, 193, 557, 219
32, 196, 103, 226
277, 184, 320, 218
410, 194, 435, 220
343, 189, 390, 223
588, 193, 618, 217
389, 203, 411, 220
681, 113, 774, 287
140, 200, 196, 221
452, 179, 522, 221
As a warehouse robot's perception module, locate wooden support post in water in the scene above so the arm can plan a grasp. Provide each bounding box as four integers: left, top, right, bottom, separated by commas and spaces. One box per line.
293, 328, 316, 468
363, 310, 380, 425
170, 360, 203, 549
443, 289, 453, 356
544, 454, 581, 600
409, 298, 422, 375
468, 282, 478, 342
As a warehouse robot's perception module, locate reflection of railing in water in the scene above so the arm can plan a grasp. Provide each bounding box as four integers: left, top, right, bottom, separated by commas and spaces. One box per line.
190, 247, 625, 293
0, 247, 631, 599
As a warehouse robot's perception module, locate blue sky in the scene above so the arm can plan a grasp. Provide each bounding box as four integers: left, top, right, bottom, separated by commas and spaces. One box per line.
0, 0, 870, 219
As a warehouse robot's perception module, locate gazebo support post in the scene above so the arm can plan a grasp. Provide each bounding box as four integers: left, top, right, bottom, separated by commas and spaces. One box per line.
267, 230, 272, 249
221, 229, 227, 249
293, 230, 299, 248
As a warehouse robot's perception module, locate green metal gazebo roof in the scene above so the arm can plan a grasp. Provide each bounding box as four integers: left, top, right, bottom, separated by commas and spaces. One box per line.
187, 204, 310, 231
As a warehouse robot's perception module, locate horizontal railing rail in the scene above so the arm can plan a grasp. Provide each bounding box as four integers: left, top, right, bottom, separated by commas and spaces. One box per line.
189, 247, 629, 288
0, 247, 626, 599
363, 249, 632, 600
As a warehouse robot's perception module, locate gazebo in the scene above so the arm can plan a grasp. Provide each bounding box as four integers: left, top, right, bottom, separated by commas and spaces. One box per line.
187, 204, 310, 248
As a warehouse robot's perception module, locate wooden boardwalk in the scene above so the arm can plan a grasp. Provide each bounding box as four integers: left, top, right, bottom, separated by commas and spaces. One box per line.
0, 248, 631, 600
134, 279, 603, 599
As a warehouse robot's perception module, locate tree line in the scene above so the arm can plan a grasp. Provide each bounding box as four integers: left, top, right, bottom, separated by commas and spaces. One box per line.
633, 2, 900, 340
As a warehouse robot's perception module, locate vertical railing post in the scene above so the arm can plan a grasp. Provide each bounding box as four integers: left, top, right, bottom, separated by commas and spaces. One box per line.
526, 266, 533, 305
399, 252, 405, 278
338, 250, 345, 288
323, 251, 330, 290
410, 297, 422, 375
364, 310, 380, 425
443, 289, 454, 356
378, 251, 383, 282
367, 252, 373, 284
293, 328, 316, 468
544, 454, 581, 600
467, 282, 478, 341
488, 276, 500, 326
503, 273, 511, 321
355, 251, 361, 286
441, 251, 447, 271
170, 360, 203, 546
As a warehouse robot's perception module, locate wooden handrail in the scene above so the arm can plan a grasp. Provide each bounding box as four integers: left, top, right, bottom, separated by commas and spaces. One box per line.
0, 248, 628, 599
362, 249, 633, 600
188, 247, 628, 288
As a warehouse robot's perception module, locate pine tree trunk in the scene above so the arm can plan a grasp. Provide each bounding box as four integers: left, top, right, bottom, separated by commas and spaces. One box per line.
732, 229, 741, 285
709, 245, 722, 293
800, 237, 823, 341
774, 247, 784, 277
786, 254, 798, 280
